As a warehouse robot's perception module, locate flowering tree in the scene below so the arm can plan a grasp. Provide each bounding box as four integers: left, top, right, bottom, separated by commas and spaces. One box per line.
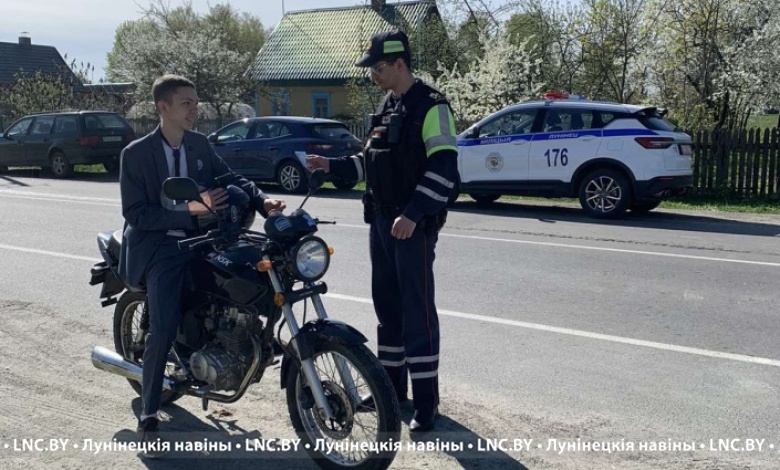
427, 31, 544, 122
643, 0, 780, 128
106, 1, 265, 118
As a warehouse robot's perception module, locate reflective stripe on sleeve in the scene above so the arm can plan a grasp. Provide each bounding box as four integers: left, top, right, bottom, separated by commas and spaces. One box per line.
423, 104, 458, 157
415, 185, 449, 202
423, 171, 454, 189
350, 155, 364, 181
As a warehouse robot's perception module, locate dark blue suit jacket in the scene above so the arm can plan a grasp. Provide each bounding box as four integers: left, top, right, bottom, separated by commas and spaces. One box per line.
118, 126, 268, 288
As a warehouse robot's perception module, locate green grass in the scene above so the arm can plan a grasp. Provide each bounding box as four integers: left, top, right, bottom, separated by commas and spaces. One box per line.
75, 164, 107, 173
659, 195, 780, 214
467, 194, 780, 215
746, 114, 779, 130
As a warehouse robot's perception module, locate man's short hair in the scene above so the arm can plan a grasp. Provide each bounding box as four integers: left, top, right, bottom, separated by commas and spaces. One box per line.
384, 54, 411, 70
152, 74, 195, 105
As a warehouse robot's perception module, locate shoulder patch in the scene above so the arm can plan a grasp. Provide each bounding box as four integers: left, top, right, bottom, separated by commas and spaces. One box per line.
430, 92, 446, 103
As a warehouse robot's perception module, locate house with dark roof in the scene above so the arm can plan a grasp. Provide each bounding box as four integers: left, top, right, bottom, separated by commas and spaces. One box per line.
246, 0, 449, 119
0, 34, 81, 86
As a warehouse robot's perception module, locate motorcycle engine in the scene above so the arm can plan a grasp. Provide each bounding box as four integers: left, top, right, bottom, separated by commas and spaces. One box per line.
189, 307, 262, 391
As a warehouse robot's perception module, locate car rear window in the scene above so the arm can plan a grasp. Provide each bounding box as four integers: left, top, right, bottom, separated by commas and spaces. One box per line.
636, 116, 677, 131
84, 113, 130, 130
313, 124, 352, 139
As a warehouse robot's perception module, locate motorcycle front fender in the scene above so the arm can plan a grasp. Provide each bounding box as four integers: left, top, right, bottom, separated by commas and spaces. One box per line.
279, 319, 368, 389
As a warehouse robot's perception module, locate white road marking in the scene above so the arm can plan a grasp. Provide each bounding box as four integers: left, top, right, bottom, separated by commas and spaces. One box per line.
0, 194, 120, 207
2, 191, 778, 267
335, 223, 780, 268
1, 241, 778, 367
324, 293, 780, 368
0, 244, 101, 263
0, 189, 118, 203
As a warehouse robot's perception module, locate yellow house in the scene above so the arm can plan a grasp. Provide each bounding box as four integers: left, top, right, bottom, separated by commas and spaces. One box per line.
246, 0, 448, 120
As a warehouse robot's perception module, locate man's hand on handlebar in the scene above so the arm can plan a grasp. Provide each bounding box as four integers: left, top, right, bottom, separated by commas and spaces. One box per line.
187, 188, 228, 215
264, 198, 286, 214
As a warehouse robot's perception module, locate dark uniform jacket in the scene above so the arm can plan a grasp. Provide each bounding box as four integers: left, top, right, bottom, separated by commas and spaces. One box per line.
118, 126, 268, 288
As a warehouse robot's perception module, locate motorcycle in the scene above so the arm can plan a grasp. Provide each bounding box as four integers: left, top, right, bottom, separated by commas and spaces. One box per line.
89, 169, 401, 469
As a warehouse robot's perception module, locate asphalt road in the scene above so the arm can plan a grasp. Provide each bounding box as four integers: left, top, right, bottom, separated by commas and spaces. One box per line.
1, 169, 779, 470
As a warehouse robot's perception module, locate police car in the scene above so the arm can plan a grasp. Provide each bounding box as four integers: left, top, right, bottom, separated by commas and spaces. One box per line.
455, 92, 693, 218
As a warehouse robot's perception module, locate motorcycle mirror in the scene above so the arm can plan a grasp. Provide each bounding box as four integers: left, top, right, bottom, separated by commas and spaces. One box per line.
308, 168, 326, 191
298, 168, 326, 210
163, 177, 202, 202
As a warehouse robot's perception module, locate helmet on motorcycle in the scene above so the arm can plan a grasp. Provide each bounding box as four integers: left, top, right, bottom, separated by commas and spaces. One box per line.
196, 184, 255, 233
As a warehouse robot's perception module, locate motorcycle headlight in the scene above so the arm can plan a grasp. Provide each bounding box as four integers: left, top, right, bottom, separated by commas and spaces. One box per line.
290, 236, 330, 281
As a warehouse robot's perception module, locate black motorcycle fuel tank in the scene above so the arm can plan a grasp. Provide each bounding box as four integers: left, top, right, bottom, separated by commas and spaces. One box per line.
191, 243, 270, 306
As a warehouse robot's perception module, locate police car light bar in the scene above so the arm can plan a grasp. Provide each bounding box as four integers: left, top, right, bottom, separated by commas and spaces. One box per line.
542, 92, 587, 101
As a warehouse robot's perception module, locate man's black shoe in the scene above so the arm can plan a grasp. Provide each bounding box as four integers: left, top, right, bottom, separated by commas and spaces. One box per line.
409, 407, 437, 433
357, 392, 408, 412
136, 417, 167, 458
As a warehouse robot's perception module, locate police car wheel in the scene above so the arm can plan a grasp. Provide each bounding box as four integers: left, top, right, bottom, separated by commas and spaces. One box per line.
578, 168, 631, 219
469, 193, 500, 205
277, 160, 307, 194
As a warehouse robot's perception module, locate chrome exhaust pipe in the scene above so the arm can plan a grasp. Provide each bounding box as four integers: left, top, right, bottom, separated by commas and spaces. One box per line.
91, 346, 177, 391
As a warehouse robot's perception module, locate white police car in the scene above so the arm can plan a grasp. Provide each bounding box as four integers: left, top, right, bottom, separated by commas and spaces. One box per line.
455, 93, 693, 218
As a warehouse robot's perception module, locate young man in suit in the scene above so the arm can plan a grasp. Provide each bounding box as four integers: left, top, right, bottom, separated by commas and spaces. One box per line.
119, 74, 285, 456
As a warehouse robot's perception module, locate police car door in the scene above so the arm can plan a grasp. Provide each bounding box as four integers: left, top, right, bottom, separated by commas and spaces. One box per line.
528, 107, 602, 183
457, 109, 538, 185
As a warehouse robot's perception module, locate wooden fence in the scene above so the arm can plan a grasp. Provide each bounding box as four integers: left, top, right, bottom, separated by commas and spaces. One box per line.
691, 128, 780, 199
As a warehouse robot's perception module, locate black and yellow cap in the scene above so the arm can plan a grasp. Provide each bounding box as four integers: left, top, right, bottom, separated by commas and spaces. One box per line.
355, 29, 410, 67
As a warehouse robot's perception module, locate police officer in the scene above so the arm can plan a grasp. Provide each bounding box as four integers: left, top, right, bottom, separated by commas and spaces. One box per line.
307, 30, 458, 433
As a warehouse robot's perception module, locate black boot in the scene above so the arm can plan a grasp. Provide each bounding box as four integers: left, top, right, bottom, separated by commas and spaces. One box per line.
136, 417, 167, 458
409, 407, 437, 433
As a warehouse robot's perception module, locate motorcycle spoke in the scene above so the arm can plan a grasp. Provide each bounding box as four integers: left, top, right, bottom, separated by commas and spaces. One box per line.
298, 349, 383, 465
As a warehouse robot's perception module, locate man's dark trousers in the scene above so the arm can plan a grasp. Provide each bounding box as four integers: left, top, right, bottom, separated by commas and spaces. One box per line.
141, 238, 193, 418
369, 213, 440, 413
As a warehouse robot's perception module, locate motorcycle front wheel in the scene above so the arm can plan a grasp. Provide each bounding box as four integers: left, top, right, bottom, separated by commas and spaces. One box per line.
286, 339, 401, 470
112, 292, 183, 405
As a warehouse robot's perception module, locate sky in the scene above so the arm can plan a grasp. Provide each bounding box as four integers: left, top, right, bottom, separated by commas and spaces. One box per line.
0, 0, 368, 82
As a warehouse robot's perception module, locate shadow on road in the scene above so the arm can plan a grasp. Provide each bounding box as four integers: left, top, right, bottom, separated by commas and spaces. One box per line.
0, 174, 31, 187
447, 198, 780, 239
110, 397, 532, 469
0, 168, 118, 183
113, 398, 319, 469
403, 408, 530, 470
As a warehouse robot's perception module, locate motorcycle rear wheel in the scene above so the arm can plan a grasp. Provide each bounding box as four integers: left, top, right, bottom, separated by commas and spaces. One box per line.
112, 292, 183, 405
286, 339, 401, 470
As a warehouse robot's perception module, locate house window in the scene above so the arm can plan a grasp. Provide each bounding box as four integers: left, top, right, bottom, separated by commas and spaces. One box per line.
311, 93, 331, 118
271, 92, 290, 116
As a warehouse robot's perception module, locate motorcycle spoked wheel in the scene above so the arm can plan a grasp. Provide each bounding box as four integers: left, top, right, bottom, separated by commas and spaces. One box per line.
286, 340, 401, 470
112, 292, 184, 405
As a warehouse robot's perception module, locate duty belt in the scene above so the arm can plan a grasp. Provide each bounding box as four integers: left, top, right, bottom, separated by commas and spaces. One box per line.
374, 204, 402, 218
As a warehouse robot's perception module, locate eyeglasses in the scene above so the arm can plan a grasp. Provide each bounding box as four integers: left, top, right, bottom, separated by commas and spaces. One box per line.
369, 61, 394, 74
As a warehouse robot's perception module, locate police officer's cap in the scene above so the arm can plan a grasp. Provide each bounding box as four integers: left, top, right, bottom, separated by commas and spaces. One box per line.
355, 29, 411, 67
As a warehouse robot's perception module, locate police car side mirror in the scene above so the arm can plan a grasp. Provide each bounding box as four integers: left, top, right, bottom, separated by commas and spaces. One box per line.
466, 127, 479, 139
163, 177, 202, 202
